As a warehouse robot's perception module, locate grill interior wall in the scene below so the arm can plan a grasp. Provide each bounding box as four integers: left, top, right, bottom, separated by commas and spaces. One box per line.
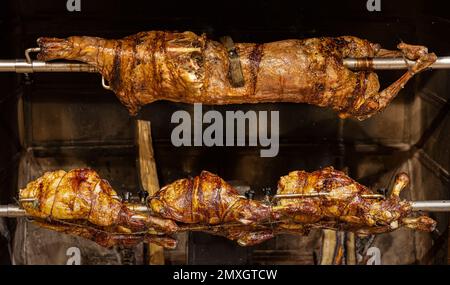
0, 0, 448, 264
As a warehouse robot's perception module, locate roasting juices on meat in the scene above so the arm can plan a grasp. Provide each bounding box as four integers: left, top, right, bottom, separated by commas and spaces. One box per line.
36, 32, 436, 119
149, 168, 436, 245
19, 168, 179, 248
272, 167, 436, 235
19, 168, 436, 249
148, 171, 277, 246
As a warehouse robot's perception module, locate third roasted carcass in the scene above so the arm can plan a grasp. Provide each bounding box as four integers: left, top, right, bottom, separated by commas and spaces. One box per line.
36, 32, 436, 119
273, 167, 435, 235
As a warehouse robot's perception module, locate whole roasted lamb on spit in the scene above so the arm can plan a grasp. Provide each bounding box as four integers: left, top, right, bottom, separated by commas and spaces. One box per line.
18, 167, 436, 249
36, 32, 436, 119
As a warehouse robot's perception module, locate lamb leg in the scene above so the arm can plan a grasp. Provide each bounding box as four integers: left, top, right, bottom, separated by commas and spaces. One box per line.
350, 44, 436, 120
36, 36, 116, 75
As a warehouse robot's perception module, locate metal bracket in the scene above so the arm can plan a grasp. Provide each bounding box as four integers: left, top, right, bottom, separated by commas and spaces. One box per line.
220, 36, 245, 88
25, 47, 41, 64
23, 47, 41, 78
102, 76, 112, 90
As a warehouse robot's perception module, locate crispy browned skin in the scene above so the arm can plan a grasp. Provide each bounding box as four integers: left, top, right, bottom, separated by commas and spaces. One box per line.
273, 167, 436, 235
149, 171, 274, 225
149, 170, 276, 246
36, 32, 436, 119
149, 169, 435, 245
19, 168, 178, 249
20, 168, 436, 248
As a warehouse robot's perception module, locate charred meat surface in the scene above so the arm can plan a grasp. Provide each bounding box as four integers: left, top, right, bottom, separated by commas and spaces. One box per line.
19, 168, 436, 248
36, 32, 436, 119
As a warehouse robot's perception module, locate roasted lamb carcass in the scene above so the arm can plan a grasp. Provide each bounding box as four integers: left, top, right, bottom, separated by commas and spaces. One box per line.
36, 32, 436, 119
273, 167, 436, 235
148, 170, 278, 246
19, 168, 178, 248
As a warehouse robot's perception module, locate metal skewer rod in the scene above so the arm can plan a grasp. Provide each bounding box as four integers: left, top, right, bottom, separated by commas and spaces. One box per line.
410, 200, 450, 212
273, 193, 329, 199
0, 203, 150, 218
0, 59, 97, 73
272, 193, 385, 199
0, 57, 450, 73
344, 56, 450, 70
0, 204, 26, 217
125, 203, 149, 213
3, 199, 450, 218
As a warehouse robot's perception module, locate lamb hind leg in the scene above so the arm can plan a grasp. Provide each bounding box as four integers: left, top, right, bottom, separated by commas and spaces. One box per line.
36, 37, 76, 61
117, 207, 180, 234
36, 36, 112, 68
335, 38, 429, 60
224, 229, 275, 246
402, 216, 437, 232
376, 43, 430, 60
34, 220, 177, 249
353, 44, 437, 120
33, 220, 145, 248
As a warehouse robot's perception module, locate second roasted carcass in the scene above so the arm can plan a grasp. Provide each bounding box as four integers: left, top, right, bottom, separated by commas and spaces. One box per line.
36, 31, 436, 119
149, 170, 277, 246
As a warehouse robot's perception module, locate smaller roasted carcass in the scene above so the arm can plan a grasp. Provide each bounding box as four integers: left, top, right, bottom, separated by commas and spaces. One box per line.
19, 168, 178, 248
149, 171, 278, 246
273, 167, 436, 235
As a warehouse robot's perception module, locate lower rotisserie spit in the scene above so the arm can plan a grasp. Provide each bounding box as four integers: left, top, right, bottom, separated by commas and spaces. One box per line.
9, 167, 436, 249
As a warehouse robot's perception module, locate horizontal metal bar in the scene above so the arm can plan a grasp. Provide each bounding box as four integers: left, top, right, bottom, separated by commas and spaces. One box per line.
411, 200, 450, 212
273, 193, 385, 199
125, 204, 149, 213
0, 203, 149, 218
274, 193, 329, 199
0, 57, 449, 73
0, 59, 97, 73
0, 205, 26, 217
343, 56, 450, 70
3, 200, 450, 218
